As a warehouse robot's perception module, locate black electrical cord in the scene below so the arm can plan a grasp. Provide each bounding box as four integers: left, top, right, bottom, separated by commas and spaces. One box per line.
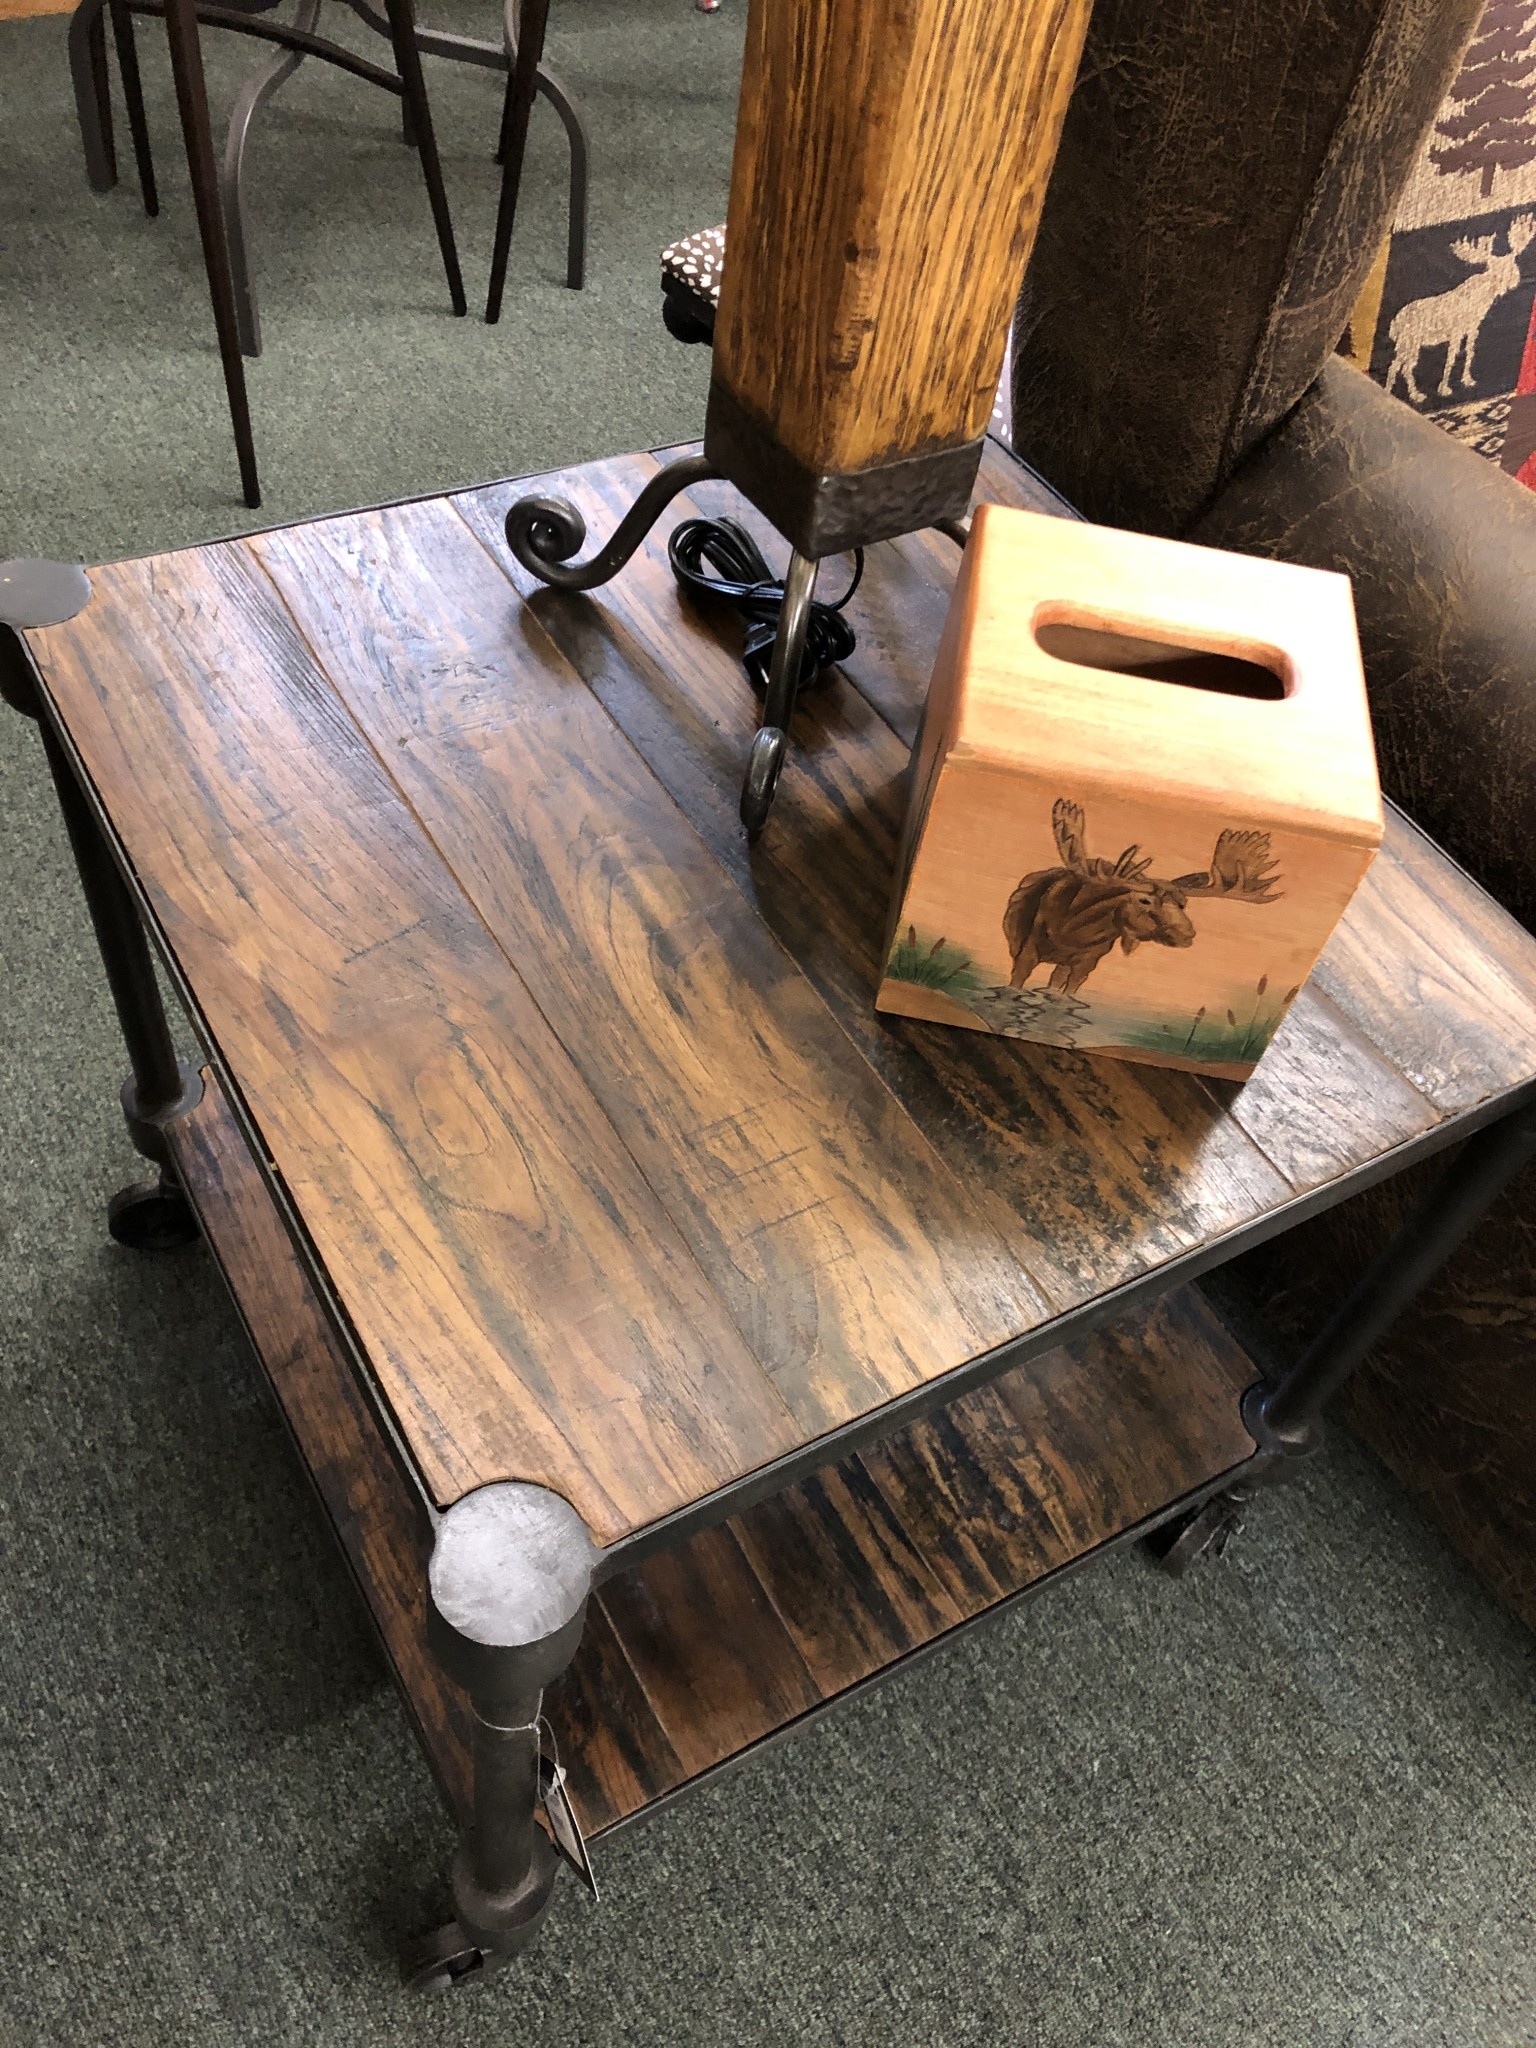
666, 517, 863, 692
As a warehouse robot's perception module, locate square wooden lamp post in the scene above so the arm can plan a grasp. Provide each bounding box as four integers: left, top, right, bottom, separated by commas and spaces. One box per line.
878, 505, 1385, 1079
500, 0, 1093, 834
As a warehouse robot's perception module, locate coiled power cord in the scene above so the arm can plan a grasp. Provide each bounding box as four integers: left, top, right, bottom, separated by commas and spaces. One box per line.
666, 517, 864, 693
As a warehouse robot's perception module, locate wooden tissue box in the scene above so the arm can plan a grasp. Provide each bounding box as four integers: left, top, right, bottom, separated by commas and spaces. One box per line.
878, 505, 1384, 1078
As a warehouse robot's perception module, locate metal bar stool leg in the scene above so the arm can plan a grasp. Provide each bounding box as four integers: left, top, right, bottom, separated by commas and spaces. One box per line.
70, 0, 118, 191
107, 0, 158, 214
220, 0, 322, 358
161, 0, 262, 506
378, 0, 466, 317
485, 0, 550, 321
534, 65, 587, 290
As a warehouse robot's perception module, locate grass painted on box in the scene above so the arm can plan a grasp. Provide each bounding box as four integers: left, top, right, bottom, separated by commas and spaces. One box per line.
883, 801, 1297, 1075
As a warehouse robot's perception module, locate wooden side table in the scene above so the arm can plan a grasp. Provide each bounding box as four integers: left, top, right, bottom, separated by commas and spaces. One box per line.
4, 440, 1535, 1987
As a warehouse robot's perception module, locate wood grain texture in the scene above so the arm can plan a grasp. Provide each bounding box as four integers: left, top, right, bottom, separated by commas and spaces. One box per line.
171, 1062, 1258, 1839
250, 499, 1048, 1434
714, 0, 1092, 472
454, 458, 1304, 1311
163, 1070, 475, 1828
28, 437, 1536, 1561
27, 543, 801, 1536
879, 503, 1384, 1078
1312, 805, 1536, 1114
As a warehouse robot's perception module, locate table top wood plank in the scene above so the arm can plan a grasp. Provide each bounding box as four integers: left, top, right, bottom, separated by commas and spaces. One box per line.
248, 499, 1050, 1436
594, 1524, 824, 1777
27, 544, 804, 1536
163, 1071, 475, 1829
25, 438, 1536, 1555
160, 1063, 1268, 1843
1311, 808, 1536, 1114
1200, 978, 1442, 1192
455, 457, 1308, 1313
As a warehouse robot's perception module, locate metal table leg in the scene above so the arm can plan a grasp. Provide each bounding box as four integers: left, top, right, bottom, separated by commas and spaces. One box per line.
1151, 1098, 1536, 1572
402, 1483, 597, 1988
0, 569, 204, 1251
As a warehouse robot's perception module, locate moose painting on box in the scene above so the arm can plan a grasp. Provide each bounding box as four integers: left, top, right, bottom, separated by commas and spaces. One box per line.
878, 506, 1385, 1079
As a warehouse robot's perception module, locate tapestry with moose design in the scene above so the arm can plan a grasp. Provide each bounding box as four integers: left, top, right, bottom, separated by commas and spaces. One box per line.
1346, 0, 1536, 486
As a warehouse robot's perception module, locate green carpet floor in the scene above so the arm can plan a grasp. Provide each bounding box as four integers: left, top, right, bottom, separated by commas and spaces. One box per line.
3, 8, 1536, 2043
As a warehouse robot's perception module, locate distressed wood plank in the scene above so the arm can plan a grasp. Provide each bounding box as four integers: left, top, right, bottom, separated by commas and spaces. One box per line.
545, 1598, 685, 1836
28, 545, 800, 1536
168, 1063, 1262, 1841
730, 1456, 967, 1695
251, 500, 1049, 1433
594, 1526, 824, 1777
454, 456, 1296, 1311
1199, 980, 1439, 1190
714, 0, 1089, 473
164, 1071, 475, 1828
1312, 806, 1536, 1115
860, 1290, 1256, 1614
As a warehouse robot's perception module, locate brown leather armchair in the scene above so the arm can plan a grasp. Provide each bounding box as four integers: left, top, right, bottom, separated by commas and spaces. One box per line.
1009, 0, 1536, 1626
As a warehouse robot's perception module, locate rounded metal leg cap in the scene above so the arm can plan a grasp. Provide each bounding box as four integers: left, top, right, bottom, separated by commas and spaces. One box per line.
740, 725, 787, 840
0, 559, 92, 630
107, 1175, 199, 1253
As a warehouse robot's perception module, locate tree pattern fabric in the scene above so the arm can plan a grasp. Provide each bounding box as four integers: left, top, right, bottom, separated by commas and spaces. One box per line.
1349, 0, 1536, 489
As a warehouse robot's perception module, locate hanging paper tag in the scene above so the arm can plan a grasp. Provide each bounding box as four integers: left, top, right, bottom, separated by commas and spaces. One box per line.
538, 1752, 599, 1900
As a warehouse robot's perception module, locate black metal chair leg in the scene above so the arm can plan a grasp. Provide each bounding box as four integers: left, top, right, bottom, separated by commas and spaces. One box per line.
535, 65, 587, 290
485, 0, 550, 321
70, 0, 118, 191
161, 0, 263, 508
220, 0, 321, 358
378, 0, 466, 319
107, 0, 159, 215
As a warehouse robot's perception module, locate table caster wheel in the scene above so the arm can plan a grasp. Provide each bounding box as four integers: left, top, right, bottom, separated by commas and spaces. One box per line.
1142, 1492, 1244, 1577
740, 725, 787, 840
400, 1920, 486, 1992
107, 1174, 199, 1252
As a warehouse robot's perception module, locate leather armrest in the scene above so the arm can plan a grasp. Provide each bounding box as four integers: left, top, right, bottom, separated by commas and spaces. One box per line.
1187, 357, 1536, 933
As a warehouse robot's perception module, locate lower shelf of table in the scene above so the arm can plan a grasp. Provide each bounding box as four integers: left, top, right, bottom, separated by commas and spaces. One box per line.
168, 1069, 1260, 1841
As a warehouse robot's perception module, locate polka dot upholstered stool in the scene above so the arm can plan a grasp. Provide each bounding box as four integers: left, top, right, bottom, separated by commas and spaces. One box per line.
660, 223, 725, 344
